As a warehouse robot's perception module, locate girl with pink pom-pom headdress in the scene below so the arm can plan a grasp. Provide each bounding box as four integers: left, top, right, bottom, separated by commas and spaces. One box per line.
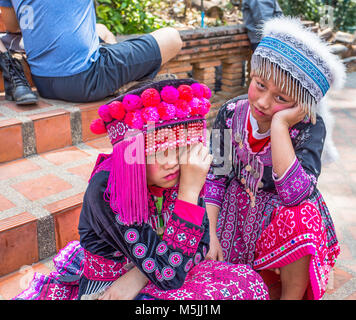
205, 16, 345, 300
14, 78, 270, 301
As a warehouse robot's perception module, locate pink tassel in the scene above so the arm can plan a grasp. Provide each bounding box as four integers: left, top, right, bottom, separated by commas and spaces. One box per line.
106, 132, 149, 225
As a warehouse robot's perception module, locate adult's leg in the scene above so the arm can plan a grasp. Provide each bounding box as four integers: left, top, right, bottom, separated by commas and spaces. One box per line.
0, 39, 37, 104
150, 27, 182, 66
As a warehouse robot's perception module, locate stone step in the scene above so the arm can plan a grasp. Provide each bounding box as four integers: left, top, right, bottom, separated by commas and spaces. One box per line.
0, 92, 110, 163
0, 136, 112, 277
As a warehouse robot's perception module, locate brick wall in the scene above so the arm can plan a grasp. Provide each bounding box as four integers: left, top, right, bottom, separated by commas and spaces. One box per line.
159, 25, 252, 126
1, 25, 252, 125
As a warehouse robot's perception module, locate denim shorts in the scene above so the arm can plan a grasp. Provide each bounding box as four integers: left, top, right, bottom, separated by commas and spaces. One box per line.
32, 34, 162, 102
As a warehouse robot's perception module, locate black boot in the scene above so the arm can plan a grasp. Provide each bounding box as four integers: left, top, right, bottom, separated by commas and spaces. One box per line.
0, 51, 38, 105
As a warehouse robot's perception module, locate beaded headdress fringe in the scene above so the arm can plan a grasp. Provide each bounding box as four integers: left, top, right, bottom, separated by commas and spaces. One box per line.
251, 54, 318, 124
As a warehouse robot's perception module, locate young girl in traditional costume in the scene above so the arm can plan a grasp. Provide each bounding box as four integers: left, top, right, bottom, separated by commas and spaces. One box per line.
205, 17, 345, 300
14, 79, 269, 300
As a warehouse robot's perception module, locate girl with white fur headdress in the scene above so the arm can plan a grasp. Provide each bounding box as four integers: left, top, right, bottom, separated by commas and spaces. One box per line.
205, 16, 345, 300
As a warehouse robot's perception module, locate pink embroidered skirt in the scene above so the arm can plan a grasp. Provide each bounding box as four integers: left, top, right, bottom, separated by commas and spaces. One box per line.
14, 241, 269, 300
217, 178, 340, 300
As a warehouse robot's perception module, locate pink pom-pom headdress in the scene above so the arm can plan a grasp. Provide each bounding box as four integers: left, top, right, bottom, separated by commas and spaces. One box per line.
89, 79, 212, 226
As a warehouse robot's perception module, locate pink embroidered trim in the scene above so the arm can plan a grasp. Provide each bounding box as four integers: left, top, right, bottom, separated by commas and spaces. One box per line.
162, 215, 204, 256
83, 250, 128, 281
38, 283, 78, 300
173, 199, 205, 226
273, 157, 313, 206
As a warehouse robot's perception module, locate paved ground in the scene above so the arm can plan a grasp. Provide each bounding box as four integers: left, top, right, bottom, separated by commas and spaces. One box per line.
0, 73, 355, 300
318, 72, 356, 299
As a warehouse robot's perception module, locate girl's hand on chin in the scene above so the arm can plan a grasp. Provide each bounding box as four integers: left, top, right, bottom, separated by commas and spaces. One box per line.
272, 104, 306, 128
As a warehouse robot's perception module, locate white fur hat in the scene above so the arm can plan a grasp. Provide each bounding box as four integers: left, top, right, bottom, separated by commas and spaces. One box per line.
251, 16, 346, 124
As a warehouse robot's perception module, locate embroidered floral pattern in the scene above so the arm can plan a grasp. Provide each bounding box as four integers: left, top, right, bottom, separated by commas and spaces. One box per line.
155, 268, 163, 281
133, 243, 147, 259
184, 258, 194, 272
226, 102, 237, 111
142, 258, 156, 273
156, 241, 168, 255
40, 283, 78, 300
83, 250, 127, 281
254, 201, 340, 299
163, 215, 204, 256
290, 128, 300, 139
194, 252, 202, 265
205, 176, 227, 208
124, 229, 139, 244
274, 158, 313, 205
107, 121, 128, 145
162, 266, 176, 280
169, 252, 183, 267
140, 260, 269, 300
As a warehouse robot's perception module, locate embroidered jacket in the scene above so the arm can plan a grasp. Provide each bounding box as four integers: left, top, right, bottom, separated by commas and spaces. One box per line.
78, 170, 209, 290
205, 96, 326, 208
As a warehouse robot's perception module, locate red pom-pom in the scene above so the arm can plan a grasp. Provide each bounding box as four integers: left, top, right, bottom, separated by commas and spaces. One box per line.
189, 97, 201, 116
124, 111, 144, 129
98, 104, 112, 122
108, 101, 126, 120
157, 101, 176, 120
198, 97, 211, 115
189, 97, 211, 116
160, 86, 179, 104
90, 118, 107, 134
141, 88, 161, 107
177, 84, 193, 101
175, 99, 191, 118
191, 83, 204, 98
141, 107, 160, 123
122, 94, 143, 111
201, 83, 212, 99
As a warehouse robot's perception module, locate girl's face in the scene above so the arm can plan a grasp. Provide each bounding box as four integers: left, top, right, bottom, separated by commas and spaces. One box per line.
146, 148, 180, 189
248, 74, 296, 131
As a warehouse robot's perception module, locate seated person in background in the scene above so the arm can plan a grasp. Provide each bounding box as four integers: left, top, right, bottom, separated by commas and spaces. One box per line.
0, 1, 182, 103
242, 0, 283, 51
